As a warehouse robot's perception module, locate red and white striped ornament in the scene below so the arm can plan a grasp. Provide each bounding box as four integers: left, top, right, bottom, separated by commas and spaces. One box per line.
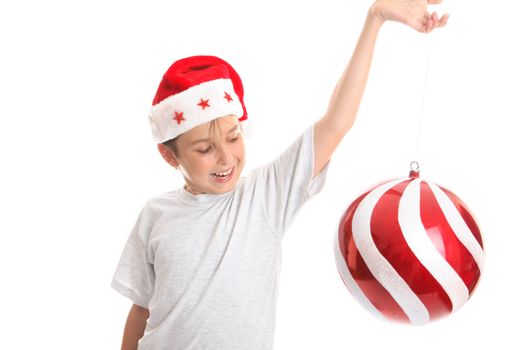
335, 169, 484, 325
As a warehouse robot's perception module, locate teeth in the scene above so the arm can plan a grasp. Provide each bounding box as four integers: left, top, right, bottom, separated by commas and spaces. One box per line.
213, 168, 233, 177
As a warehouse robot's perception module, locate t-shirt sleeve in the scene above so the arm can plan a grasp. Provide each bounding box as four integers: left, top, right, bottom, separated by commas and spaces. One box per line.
111, 210, 155, 309
255, 125, 329, 237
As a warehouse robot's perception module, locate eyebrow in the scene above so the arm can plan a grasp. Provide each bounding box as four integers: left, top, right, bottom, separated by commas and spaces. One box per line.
190, 125, 239, 146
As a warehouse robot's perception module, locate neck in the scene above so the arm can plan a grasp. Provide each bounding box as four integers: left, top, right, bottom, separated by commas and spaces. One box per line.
184, 184, 204, 195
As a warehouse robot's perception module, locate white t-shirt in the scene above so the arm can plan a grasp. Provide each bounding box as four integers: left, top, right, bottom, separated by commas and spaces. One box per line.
112, 125, 329, 350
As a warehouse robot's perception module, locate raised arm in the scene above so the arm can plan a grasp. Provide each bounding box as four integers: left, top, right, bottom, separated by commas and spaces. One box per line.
313, 0, 448, 177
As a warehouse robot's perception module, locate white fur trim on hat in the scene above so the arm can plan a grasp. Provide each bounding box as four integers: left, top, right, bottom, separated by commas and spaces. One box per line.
148, 78, 244, 143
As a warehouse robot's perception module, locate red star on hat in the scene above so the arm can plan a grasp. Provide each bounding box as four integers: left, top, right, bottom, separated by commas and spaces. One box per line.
224, 91, 233, 102
197, 98, 210, 110
173, 111, 185, 124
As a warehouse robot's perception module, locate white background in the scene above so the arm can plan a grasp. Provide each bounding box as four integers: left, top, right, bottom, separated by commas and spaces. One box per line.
1, 0, 524, 348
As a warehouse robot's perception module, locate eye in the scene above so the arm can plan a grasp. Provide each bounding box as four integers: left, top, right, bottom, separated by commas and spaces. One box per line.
228, 136, 239, 143
197, 146, 212, 154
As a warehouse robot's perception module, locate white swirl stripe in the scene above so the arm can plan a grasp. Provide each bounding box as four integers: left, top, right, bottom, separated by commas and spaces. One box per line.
352, 178, 430, 325
333, 230, 387, 321
398, 179, 469, 312
427, 182, 485, 273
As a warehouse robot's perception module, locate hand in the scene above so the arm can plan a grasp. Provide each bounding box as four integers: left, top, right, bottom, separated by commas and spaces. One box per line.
370, 0, 449, 33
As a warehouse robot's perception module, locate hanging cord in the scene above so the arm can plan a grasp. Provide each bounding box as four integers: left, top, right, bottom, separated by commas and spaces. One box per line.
411, 33, 434, 175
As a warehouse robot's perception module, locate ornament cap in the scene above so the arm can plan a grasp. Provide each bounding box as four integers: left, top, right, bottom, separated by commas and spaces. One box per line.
409, 161, 420, 178
409, 170, 420, 178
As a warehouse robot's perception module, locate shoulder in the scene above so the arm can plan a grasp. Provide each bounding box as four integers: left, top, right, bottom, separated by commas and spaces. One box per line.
141, 189, 182, 217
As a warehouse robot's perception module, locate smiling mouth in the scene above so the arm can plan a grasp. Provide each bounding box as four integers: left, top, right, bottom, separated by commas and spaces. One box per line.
211, 167, 234, 179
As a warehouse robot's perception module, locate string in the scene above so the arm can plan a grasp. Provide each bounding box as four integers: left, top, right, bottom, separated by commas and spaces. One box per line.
412, 33, 434, 171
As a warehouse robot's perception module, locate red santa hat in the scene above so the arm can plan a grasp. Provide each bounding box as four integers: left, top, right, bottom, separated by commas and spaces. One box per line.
148, 55, 248, 143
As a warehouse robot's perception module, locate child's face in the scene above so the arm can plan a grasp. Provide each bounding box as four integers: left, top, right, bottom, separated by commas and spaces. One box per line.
171, 115, 245, 195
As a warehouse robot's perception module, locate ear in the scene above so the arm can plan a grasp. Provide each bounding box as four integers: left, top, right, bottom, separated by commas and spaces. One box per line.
157, 144, 180, 168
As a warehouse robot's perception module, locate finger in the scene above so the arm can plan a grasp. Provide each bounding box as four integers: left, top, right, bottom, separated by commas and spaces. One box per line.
439, 14, 449, 27
432, 11, 439, 23
433, 14, 447, 28
425, 19, 434, 33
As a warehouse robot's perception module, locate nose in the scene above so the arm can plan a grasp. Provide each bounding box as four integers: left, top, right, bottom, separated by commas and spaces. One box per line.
215, 143, 233, 164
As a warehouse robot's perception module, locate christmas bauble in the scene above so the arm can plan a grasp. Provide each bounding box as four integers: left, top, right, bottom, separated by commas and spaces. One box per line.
335, 170, 484, 325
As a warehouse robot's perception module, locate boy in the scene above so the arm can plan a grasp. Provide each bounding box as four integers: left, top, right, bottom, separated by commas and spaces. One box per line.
112, 1, 448, 349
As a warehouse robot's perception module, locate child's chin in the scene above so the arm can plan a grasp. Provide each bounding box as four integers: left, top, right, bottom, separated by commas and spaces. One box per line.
212, 181, 238, 194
